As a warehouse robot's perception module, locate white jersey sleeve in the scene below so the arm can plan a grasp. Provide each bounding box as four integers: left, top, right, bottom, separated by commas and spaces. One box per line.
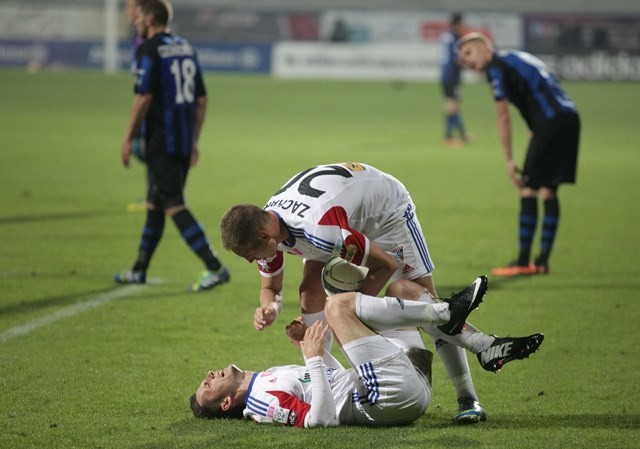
242, 367, 312, 427
242, 364, 359, 428
304, 356, 338, 428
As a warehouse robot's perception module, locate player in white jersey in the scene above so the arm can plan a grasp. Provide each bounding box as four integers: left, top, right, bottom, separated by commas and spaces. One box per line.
190, 276, 544, 427
220, 163, 486, 422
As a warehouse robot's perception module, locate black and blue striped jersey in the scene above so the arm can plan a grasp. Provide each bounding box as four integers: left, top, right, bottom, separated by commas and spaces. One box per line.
134, 32, 206, 157
441, 30, 462, 86
486, 50, 577, 131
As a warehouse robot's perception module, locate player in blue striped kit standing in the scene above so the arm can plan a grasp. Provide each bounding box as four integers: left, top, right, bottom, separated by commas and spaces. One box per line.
440, 12, 469, 148
115, 0, 229, 291
457, 33, 581, 276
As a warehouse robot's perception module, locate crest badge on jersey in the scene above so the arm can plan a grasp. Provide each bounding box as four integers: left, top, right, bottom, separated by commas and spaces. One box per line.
257, 259, 271, 272
268, 406, 290, 424
341, 162, 366, 171
393, 245, 405, 261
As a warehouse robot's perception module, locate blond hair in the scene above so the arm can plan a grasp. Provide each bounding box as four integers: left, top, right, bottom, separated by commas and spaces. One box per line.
456, 32, 494, 51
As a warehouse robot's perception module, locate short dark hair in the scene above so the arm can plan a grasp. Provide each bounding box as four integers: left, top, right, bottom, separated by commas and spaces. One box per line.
138, 0, 173, 26
189, 394, 245, 420
190, 394, 215, 419
451, 12, 463, 26
219, 204, 270, 251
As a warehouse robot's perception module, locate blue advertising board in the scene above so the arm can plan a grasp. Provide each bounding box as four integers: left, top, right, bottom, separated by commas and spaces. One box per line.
0, 39, 272, 74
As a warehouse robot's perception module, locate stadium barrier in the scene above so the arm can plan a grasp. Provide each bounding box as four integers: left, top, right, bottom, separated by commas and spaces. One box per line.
0, 39, 271, 74
1, 3, 638, 80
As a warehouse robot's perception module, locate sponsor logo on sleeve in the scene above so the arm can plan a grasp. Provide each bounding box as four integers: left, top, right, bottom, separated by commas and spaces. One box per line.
344, 244, 359, 262
267, 406, 291, 424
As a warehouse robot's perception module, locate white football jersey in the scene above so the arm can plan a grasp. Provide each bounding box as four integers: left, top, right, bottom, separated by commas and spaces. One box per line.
257, 163, 418, 276
243, 365, 364, 427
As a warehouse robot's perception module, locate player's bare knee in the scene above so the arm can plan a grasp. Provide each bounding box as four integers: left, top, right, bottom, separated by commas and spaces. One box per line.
325, 292, 357, 321
385, 280, 424, 300
385, 280, 414, 298
539, 186, 557, 201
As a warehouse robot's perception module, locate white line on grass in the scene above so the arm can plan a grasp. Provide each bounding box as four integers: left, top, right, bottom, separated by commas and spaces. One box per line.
0, 285, 145, 343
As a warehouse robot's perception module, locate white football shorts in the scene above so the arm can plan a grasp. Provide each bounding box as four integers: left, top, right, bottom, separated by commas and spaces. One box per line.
342, 334, 431, 425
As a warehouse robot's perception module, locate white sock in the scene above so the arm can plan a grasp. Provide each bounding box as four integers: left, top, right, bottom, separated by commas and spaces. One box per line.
457, 322, 496, 353
356, 293, 450, 331
434, 339, 478, 400
422, 321, 494, 353
380, 329, 426, 351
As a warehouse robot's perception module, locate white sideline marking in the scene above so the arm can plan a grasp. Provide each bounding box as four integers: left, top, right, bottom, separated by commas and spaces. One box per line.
0, 285, 144, 343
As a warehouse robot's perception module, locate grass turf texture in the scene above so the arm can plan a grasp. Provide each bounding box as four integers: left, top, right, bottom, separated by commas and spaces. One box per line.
0, 69, 639, 448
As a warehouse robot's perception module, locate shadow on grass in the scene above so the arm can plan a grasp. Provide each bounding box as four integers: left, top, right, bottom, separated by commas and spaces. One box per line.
481, 275, 640, 292
423, 413, 640, 430
0, 283, 180, 316
131, 412, 640, 449
434, 276, 528, 296
0, 287, 117, 315
0, 210, 116, 225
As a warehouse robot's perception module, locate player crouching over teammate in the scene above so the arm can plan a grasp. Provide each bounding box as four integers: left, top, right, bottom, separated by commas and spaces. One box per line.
190, 276, 543, 427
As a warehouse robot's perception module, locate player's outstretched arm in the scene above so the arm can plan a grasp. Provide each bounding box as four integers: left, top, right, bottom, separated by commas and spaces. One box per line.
495, 100, 523, 188
121, 94, 152, 168
190, 96, 207, 168
254, 275, 283, 330
301, 322, 339, 428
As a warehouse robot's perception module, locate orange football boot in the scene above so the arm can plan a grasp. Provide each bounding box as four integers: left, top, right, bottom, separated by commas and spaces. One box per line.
491, 262, 534, 277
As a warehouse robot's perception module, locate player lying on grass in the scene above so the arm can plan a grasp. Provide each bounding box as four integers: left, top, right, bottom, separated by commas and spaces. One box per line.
220, 162, 490, 423
190, 276, 543, 427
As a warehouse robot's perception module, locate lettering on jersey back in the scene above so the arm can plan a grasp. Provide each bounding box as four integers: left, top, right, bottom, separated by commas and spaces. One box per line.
158, 43, 194, 59
273, 165, 354, 199
265, 199, 311, 218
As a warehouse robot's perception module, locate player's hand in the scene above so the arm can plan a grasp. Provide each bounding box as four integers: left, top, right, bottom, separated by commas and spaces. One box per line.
190, 145, 200, 167
300, 321, 329, 359
285, 317, 307, 346
507, 160, 524, 188
253, 306, 277, 331
121, 140, 133, 168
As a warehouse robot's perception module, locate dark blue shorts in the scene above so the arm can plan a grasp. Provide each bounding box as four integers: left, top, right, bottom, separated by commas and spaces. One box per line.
524, 112, 580, 189
441, 81, 460, 100
145, 151, 190, 209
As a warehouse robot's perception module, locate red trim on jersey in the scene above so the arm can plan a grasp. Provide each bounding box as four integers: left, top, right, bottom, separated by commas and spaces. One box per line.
267, 390, 311, 428
318, 206, 367, 265
257, 251, 284, 276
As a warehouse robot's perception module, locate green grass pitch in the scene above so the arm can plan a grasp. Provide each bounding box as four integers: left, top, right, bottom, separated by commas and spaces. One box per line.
0, 68, 639, 448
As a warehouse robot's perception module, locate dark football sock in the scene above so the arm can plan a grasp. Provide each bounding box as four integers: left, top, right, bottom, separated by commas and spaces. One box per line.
517, 197, 538, 266
538, 198, 560, 265
133, 208, 165, 272
172, 209, 222, 272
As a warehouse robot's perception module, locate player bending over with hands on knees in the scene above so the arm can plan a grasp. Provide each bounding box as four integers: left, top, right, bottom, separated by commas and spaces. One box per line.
190, 275, 543, 427
456, 33, 580, 276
